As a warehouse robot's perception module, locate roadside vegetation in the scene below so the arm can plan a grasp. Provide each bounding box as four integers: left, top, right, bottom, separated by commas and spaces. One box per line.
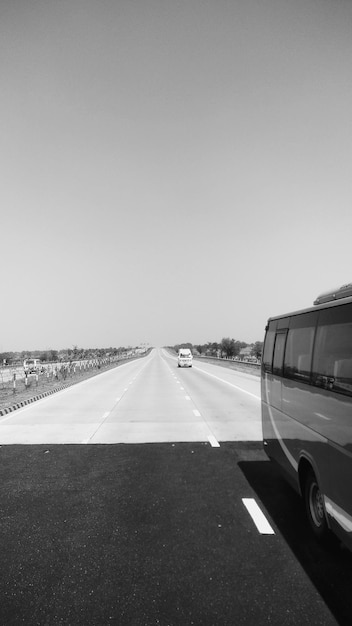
0, 345, 146, 367
0, 360, 118, 412
171, 338, 263, 361
0, 346, 152, 412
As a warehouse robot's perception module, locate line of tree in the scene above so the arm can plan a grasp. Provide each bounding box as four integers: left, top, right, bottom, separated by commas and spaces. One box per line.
171, 338, 263, 360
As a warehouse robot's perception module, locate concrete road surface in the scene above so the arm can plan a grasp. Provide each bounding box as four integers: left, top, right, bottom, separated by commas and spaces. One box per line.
0, 349, 261, 445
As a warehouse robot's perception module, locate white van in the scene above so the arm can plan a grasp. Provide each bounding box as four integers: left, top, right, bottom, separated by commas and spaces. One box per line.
23, 358, 43, 374
178, 349, 193, 368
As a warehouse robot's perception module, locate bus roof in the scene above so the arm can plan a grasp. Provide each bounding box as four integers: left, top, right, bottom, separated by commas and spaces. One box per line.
314, 282, 352, 305
267, 283, 352, 323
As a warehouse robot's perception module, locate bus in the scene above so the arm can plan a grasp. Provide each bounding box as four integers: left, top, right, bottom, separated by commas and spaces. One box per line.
262, 283, 352, 551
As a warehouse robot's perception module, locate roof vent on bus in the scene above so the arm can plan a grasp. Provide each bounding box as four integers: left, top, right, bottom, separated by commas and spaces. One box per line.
314, 283, 352, 305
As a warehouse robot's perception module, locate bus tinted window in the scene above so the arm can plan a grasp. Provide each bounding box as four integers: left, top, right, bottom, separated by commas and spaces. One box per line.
312, 315, 352, 396
318, 302, 352, 327
284, 326, 315, 382
272, 332, 287, 376
262, 322, 276, 372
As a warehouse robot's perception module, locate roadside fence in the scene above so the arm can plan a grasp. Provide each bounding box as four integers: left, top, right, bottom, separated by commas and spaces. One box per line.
0, 355, 123, 391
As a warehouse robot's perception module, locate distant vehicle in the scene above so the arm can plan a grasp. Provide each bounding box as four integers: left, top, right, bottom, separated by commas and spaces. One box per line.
177, 349, 193, 368
23, 359, 43, 374
262, 282, 352, 551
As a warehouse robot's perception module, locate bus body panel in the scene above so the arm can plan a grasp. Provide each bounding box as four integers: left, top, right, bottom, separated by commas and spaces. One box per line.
262, 293, 352, 551
262, 375, 330, 494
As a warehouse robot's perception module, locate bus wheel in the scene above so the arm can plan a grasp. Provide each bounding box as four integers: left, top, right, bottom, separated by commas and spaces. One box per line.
304, 469, 329, 542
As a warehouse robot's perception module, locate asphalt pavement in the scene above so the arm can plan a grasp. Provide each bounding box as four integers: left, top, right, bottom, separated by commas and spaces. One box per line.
0, 442, 345, 626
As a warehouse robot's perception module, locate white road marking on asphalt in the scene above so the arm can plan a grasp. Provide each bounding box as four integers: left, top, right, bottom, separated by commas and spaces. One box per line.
185, 395, 191, 400
84, 409, 113, 444
193, 366, 260, 400
193, 409, 201, 417
242, 498, 275, 534
115, 397, 121, 402
180, 387, 184, 390
207, 434, 220, 447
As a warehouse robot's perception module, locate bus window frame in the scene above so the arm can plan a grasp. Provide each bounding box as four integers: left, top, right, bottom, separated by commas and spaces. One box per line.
262, 320, 277, 374
272, 329, 288, 377
311, 303, 352, 397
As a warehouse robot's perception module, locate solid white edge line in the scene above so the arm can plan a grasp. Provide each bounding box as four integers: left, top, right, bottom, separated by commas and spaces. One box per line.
207, 434, 220, 448
242, 498, 275, 534
192, 365, 260, 400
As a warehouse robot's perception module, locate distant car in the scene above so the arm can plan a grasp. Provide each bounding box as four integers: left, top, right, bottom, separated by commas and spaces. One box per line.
177, 349, 193, 368
23, 359, 44, 374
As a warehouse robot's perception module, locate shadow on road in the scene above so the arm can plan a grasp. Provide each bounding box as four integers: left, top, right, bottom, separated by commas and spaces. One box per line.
238, 459, 352, 626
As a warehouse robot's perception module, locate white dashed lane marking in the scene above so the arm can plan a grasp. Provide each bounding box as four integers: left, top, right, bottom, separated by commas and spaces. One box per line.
165, 359, 220, 447
242, 498, 275, 534
207, 434, 220, 448
82, 376, 139, 443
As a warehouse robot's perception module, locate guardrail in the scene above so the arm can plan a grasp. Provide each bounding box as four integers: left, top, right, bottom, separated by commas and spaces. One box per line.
193, 355, 261, 376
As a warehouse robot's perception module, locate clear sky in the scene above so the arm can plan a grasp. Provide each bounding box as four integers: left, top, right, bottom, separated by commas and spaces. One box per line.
2, 0, 352, 351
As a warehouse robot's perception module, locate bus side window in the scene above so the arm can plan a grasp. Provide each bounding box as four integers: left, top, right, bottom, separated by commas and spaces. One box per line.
263, 328, 276, 373
284, 327, 315, 382
312, 319, 352, 396
272, 331, 287, 376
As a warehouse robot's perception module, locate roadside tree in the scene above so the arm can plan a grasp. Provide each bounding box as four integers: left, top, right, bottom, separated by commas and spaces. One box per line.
251, 341, 264, 359
220, 337, 239, 359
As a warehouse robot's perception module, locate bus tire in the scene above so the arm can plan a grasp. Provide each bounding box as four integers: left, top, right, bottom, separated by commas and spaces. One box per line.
304, 469, 330, 542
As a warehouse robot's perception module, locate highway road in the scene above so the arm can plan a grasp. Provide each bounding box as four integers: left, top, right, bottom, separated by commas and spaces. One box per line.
0, 349, 350, 625
0, 348, 261, 445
